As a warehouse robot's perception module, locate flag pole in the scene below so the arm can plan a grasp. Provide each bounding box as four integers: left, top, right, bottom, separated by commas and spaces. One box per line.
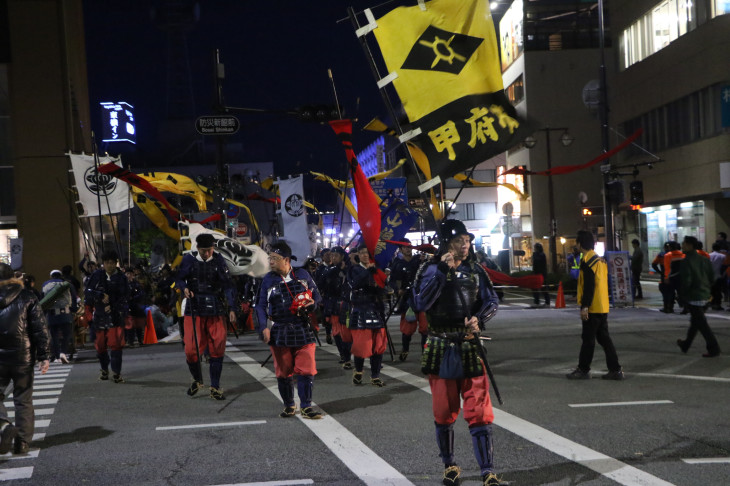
444, 164, 479, 219
57, 177, 95, 259
347, 7, 440, 228
327, 68, 350, 244
91, 132, 104, 252
127, 169, 132, 267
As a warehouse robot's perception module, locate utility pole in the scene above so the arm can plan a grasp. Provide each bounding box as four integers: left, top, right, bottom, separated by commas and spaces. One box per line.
598, 0, 614, 250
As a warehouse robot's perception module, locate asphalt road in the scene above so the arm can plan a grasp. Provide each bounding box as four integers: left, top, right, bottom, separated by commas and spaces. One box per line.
1, 281, 728, 485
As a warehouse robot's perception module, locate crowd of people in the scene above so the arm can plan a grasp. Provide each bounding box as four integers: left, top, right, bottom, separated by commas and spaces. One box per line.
1, 223, 726, 485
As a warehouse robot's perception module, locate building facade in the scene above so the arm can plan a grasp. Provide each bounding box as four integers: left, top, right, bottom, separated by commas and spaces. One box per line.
611, 0, 730, 265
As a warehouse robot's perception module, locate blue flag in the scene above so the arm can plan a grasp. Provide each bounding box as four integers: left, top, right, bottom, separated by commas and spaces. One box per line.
374, 196, 420, 269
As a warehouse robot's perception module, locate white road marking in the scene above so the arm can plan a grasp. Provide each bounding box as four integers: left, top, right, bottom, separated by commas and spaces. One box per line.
34, 419, 50, 428
0, 450, 40, 460
156, 421, 266, 431
8, 408, 54, 418
636, 372, 730, 383
2, 398, 58, 408
322, 346, 676, 486
0, 467, 33, 481
7, 390, 62, 398
492, 409, 675, 486
32, 378, 67, 384
681, 457, 730, 464
227, 347, 415, 486
33, 384, 64, 390
569, 400, 673, 408
208, 480, 314, 486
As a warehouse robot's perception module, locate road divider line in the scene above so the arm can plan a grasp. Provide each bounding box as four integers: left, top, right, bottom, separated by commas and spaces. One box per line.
636, 372, 730, 383
156, 421, 266, 431
681, 457, 730, 464
227, 346, 415, 486
321, 346, 675, 486
208, 479, 314, 486
568, 400, 673, 408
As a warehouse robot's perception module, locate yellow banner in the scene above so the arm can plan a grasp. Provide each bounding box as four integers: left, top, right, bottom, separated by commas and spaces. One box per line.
373, 0, 502, 123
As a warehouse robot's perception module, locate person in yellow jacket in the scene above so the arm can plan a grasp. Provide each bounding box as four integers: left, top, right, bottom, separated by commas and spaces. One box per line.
566, 231, 625, 380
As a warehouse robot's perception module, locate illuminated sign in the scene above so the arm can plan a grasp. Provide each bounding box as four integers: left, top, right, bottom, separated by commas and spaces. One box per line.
499, 0, 524, 72
100, 102, 136, 144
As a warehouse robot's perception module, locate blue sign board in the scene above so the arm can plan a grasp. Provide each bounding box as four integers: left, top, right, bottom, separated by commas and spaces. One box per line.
370, 177, 407, 200
100, 102, 136, 144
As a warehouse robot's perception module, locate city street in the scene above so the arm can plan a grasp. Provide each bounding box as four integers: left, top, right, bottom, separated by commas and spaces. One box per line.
0, 282, 728, 485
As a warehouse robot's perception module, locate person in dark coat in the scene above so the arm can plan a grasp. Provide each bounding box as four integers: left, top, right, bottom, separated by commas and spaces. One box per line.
175, 233, 237, 400
0, 262, 51, 455
531, 243, 550, 307
84, 251, 130, 383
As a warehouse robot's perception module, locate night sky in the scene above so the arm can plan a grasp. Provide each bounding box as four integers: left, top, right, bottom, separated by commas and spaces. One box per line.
83, 0, 406, 201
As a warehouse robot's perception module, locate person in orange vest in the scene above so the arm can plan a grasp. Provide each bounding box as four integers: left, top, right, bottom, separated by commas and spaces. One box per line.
660, 242, 685, 313
696, 241, 711, 259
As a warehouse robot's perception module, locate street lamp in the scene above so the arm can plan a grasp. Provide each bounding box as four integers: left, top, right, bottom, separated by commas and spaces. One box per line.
525, 128, 573, 273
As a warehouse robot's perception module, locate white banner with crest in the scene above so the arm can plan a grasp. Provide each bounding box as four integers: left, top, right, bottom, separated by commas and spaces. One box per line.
68, 153, 130, 217
277, 175, 311, 263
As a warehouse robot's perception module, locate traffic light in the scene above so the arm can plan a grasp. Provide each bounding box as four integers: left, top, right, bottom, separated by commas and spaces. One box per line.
582, 208, 592, 216
296, 104, 341, 123
629, 181, 644, 205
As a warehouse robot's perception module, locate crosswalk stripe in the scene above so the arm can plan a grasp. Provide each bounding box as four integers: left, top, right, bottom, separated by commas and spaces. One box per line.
33, 384, 64, 390
8, 408, 54, 418
3, 398, 58, 408
0, 450, 40, 460
0, 467, 34, 481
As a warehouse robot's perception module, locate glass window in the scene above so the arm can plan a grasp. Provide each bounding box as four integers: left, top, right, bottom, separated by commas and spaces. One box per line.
506, 75, 524, 106
716, 0, 730, 16
620, 0, 699, 69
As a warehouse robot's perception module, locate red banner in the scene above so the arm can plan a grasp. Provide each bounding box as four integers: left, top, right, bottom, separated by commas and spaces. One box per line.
504, 129, 642, 177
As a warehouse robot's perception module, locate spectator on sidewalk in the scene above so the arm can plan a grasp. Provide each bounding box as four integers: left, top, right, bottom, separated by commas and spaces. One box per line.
0, 262, 51, 455
677, 236, 721, 358
631, 239, 644, 300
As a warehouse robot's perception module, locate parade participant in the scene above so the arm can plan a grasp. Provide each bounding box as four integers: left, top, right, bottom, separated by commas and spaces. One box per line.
0, 263, 51, 455
412, 219, 501, 486
322, 246, 352, 368
677, 236, 721, 357
566, 230, 624, 380
175, 233, 237, 400
255, 241, 324, 419
42, 269, 77, 363
84, 251, 129, 383
388, 239, 426, 361
314, 249, 333, 344
125, 269, 147, 347
347, 244, 389, 387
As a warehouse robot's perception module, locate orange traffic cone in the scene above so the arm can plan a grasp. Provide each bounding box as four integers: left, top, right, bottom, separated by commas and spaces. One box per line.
143, 308, 158, 345
555, 282, 566, 308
